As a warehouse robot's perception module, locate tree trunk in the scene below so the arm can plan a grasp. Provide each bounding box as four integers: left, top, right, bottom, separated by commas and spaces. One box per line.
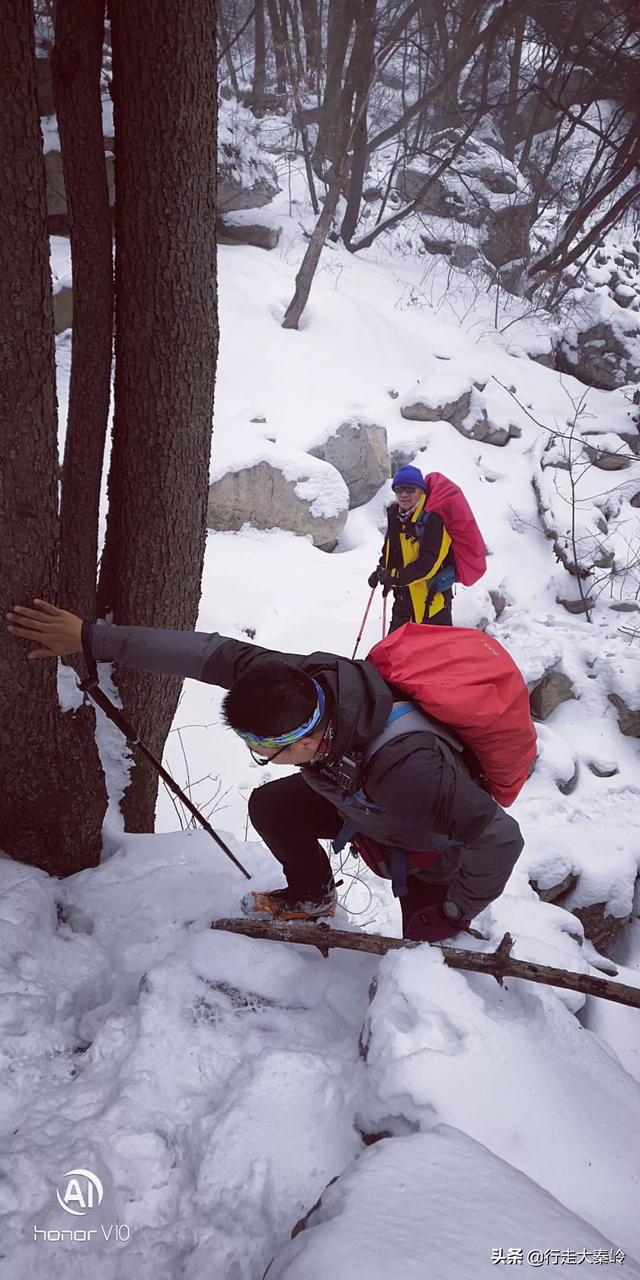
266, 0, 288, 94
283, 0, 375, 326
503, 11, 524, 160
340, 0, 377, 248
282, 159, 346, 329
278, 0, 320, 213
0, 0, 107, 874
52, 0, 113, 620
218, 5, 239, 93
313, 0, 355, 174
100, 0, 218, 833
298, 0, 319, 86
252, 0, 267, 108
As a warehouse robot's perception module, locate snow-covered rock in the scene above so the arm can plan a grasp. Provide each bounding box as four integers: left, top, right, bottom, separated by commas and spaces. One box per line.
480, 199, 535, 270
218, 217, 281, 250
400, 369, 511, 446
529, 669, 576, 720
560, 294, 640, 391
218, 98, 280, 212
207, 445, 349, 550
399, 136, 533, 278
400, 367, 486, 429
608, 693, 640, 739
268, 1127, 638, 1280
309, 419, 390, 508
356, 945, 640, 1255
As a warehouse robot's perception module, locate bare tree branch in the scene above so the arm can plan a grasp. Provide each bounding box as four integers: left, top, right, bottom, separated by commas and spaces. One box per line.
211, 921, 640, 1010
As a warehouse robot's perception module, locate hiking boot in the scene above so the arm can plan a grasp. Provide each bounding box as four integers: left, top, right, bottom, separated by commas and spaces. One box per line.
240, 886, 337, 922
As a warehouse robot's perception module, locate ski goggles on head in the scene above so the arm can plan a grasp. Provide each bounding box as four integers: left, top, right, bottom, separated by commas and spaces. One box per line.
236, 680, 325, 764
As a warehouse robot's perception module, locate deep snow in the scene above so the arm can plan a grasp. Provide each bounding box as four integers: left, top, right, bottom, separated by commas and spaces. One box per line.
2, 144, 640, 1279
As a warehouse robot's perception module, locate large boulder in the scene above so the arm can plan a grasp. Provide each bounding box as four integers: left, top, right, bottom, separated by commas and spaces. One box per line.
207, 449, 349, 551
268, 1117, 635, 1279
400, 369, 512, 447
217, 217, 281, 250
572, 902, 632, 953
514, 66, 596, 145
608, 693, 640, 739
529, 669, 575, 721
53, 286, 73, 335
480, 200, 534, 269
218, 98, 280, 212
559, 295, 640, 391
218, 163, 279, 213
401, 368, 486, 429
398, 135, 527, 232
309, 419, 390, 508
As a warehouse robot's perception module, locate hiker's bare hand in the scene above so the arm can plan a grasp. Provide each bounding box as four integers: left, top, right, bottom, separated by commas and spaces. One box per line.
6, 599, 83, 658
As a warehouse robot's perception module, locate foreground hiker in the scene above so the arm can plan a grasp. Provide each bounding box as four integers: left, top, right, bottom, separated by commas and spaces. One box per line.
7, 600, 526, 944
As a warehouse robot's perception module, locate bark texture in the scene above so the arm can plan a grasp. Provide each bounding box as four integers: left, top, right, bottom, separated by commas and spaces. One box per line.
0, 0, 106, 874
52, 0, 114, 618
313, 0, 356, 173
100, 0, 218, 833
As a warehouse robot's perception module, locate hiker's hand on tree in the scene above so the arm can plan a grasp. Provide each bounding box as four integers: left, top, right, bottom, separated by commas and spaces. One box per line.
6, 599, 83, 658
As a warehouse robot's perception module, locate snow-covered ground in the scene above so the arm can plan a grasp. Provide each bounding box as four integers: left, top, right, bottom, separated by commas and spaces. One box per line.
2, 158, 640, 1278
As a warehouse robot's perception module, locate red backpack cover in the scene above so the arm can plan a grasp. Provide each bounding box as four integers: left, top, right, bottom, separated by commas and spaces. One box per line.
367, 623, 536, 807
424, 471, 486, 586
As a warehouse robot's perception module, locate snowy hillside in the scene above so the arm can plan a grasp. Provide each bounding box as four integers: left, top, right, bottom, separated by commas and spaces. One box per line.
4, 137, 640, 1280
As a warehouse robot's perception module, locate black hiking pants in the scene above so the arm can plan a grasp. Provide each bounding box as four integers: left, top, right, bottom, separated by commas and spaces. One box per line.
389, 587, 453, 632
248, 774, 449, 932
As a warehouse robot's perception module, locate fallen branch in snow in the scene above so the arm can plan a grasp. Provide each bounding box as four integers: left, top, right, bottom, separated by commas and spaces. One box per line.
211, 922, 640, 1010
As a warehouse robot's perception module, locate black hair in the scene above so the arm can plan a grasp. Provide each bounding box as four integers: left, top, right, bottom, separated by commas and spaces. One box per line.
221, 660, 318, 738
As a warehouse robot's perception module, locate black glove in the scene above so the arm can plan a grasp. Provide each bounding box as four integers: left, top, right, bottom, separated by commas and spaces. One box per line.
368, 570, 380, 589
377, 568, 394, 588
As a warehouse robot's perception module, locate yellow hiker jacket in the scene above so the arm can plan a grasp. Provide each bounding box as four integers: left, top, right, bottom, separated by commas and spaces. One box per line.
381, 494, 454, 622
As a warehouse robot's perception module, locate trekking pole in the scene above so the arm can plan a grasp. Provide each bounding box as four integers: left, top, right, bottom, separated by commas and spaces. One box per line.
382, 591, 388, 637
351, 585, 377, 660
79, 638, 251, 880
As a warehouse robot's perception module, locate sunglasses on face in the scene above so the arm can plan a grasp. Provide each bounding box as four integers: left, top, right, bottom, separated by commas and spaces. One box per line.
248, 743, 292, 766
394, 486, 420, 495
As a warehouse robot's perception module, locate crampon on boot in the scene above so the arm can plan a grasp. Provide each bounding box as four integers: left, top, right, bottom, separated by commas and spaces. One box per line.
241, 886, 337, 922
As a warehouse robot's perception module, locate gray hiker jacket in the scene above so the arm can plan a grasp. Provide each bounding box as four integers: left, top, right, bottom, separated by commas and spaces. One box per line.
86, 622, 524, 920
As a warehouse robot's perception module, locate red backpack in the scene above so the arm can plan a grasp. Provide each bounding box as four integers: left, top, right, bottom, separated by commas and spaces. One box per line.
367, 623, 536, 807
422, 472, 486, 586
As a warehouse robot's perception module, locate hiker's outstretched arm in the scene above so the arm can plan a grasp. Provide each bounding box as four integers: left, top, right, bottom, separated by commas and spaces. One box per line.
7, 599, 295, 688
88, 622, 296, 688
87, 622, 241, 683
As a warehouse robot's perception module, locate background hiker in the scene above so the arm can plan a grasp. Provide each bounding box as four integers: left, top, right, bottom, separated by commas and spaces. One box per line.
369, 465, 456, 630
8, 600, 525, 945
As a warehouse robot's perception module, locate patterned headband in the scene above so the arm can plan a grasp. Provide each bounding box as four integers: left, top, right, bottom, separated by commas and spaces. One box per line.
236, 679, 325, 752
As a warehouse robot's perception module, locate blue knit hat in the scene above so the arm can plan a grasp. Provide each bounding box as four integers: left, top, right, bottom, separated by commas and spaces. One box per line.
392, 465, 426, 491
